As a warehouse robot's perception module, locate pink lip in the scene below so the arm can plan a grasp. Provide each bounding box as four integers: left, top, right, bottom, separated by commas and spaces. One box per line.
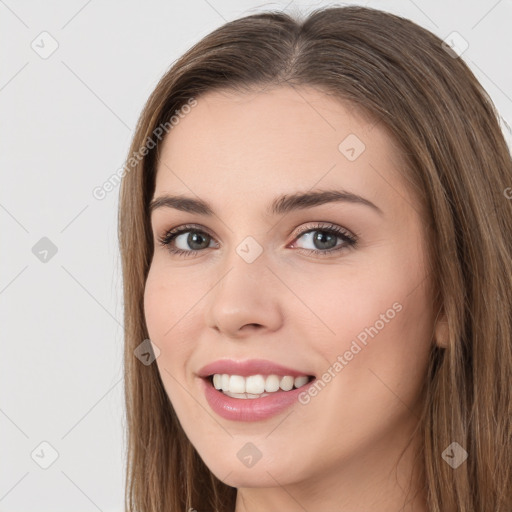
200, 375, 316, 422
197, 358, 314, 378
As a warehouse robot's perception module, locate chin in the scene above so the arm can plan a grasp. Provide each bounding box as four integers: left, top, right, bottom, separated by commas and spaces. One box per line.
200, 450, 306, 489
214, 466, 293, 489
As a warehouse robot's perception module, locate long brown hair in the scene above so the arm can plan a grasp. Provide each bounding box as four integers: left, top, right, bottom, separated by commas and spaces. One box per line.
118, 6, 512, 511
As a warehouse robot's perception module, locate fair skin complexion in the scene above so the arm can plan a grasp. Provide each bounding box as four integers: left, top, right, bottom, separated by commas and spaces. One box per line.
144, 86, 447, 511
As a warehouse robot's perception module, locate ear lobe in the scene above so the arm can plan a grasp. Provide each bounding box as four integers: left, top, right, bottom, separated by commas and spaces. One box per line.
434, 309, 449, 348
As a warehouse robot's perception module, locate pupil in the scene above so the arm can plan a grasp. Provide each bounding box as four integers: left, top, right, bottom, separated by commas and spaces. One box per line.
189, 232, 209, 250
314, 231, 336, 250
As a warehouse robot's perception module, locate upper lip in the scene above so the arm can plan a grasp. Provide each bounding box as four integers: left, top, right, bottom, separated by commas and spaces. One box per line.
197, 359, 315, 378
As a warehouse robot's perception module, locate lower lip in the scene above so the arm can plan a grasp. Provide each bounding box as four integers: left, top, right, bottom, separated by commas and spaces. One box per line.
201, 377, 315, 422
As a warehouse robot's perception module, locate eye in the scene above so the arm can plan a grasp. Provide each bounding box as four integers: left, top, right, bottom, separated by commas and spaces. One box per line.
157, 224, 217, 258
289, 222, 357, 257
157, 222, 358, 258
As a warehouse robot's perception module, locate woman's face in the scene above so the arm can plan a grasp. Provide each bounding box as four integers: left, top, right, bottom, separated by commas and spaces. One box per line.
144, 86, 439, 497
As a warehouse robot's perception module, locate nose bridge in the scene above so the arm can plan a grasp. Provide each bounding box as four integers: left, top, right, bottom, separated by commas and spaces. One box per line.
205, 240, 283, 335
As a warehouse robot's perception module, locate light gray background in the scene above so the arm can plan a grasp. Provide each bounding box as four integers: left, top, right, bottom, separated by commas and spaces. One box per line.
1, 0, 510, 510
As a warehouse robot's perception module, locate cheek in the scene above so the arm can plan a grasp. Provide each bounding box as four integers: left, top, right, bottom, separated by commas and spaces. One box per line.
143, 267, 200, 417
143, 268, 169, 342
144, 263, 199, 339
302, 235, 430, 346
293, 253, 433, 399
143, 265, 202, 374
287, 268, 433, 461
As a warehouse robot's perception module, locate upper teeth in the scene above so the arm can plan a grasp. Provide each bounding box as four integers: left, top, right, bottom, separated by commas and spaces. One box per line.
212, 374, 310, 394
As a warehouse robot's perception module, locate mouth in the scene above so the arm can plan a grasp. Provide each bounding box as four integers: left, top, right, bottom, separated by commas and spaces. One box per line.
205, 373, 316, 399
197, 359, 317, 419
201, 372, 317, 421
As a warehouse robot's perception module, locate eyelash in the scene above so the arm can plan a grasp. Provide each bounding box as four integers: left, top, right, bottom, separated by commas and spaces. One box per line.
157, 222, 358, 258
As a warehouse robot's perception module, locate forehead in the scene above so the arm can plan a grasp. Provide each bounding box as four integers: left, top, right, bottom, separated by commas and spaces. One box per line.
153, 86, 412, 215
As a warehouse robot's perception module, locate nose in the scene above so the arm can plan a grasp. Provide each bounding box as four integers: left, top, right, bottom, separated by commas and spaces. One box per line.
204, 252, 284, 338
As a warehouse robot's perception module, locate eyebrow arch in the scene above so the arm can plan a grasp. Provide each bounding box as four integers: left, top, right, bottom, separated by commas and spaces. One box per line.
149, 189, 383, 217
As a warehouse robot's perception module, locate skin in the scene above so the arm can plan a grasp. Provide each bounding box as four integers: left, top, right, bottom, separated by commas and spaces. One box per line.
144, 85, 447, 511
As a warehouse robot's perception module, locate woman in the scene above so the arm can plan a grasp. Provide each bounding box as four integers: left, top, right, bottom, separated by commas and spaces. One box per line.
118, 5, 512, 511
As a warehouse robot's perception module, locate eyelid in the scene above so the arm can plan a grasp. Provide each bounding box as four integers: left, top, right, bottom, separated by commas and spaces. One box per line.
291, 221, 355, 239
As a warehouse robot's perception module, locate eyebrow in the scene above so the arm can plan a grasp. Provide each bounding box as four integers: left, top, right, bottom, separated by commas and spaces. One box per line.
149, 189, 383, 217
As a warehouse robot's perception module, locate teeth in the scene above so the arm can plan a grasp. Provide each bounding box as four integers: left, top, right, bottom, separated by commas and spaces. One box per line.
229, 375, 245, 394
280, 376, 294, 391
294, 375, 309, 388
210, 373, 312, 394
246, 375, 265, 394
265, 374, 280, 392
